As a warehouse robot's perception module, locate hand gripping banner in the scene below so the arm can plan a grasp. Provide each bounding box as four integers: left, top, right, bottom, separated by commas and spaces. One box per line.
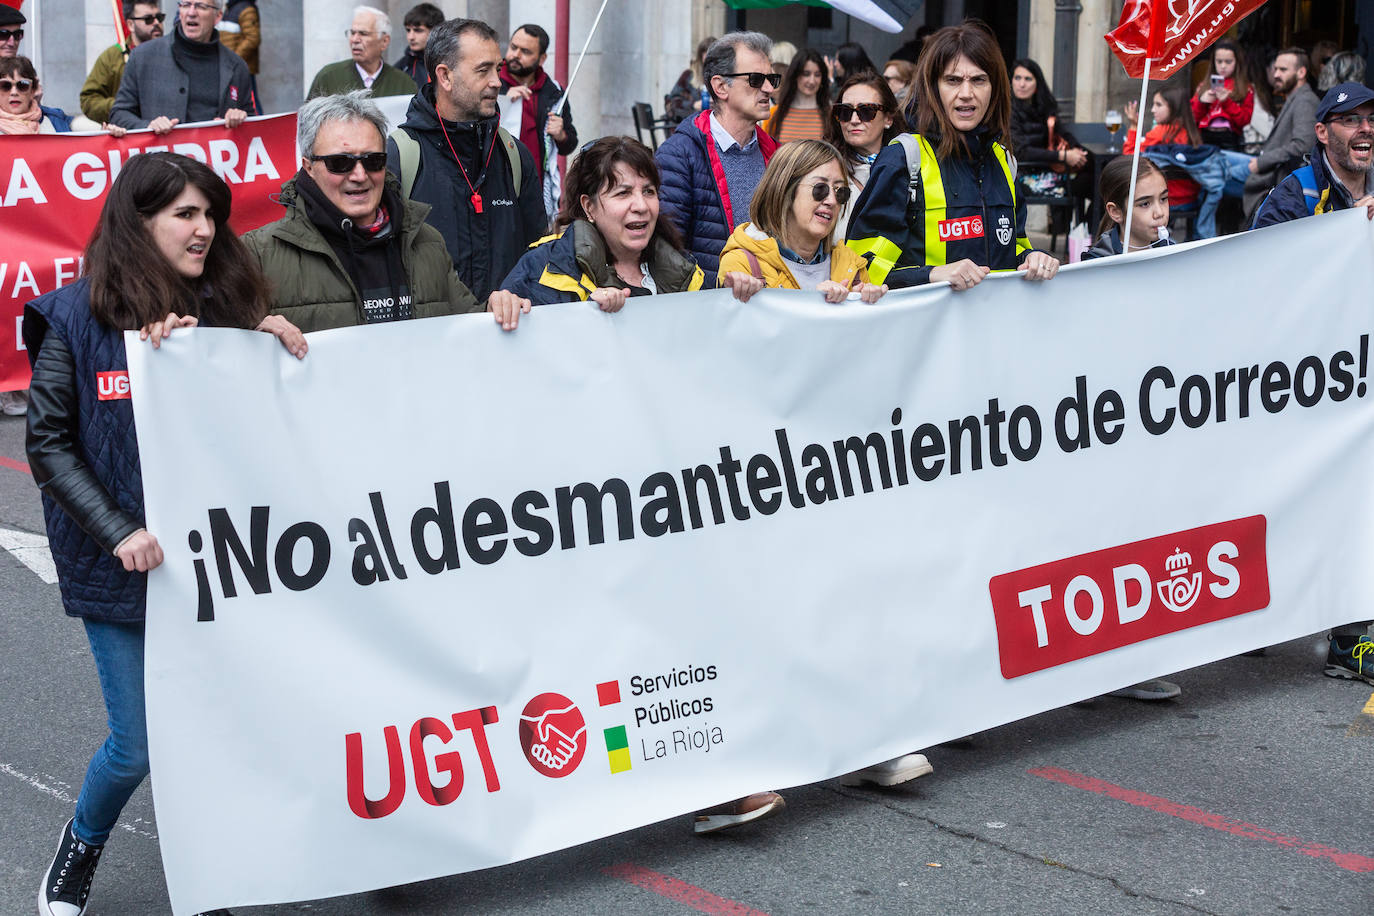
129, 212, 1374, 914
0, 114, 297, 389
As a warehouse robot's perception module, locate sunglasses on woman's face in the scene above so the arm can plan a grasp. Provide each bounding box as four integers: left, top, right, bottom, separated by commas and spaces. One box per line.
310, 152, 388, 174
833, 103, 884, 123
808, 181, 852, 205
0, 78, 35, 93
723, 71, 781, 90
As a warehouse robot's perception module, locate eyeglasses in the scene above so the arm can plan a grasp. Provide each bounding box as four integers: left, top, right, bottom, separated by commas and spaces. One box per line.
310, 152, 389, 174
808, 181, 851, 205
1327, 113, 1374, 129
722, 71, 781, 90
131, 13, 167, 24
0, 78, 34, 93
177, 2, 221, 11
0, 29, 23, 42
833, 103, 885, 123
346, 29, 377, 39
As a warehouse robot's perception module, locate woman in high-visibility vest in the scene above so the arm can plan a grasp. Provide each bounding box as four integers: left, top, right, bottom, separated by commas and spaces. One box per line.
846, 22, 1060, 290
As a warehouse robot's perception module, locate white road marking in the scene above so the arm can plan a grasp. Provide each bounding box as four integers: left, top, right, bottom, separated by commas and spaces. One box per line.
0, 526, 57, 584
1, 762, 158, 839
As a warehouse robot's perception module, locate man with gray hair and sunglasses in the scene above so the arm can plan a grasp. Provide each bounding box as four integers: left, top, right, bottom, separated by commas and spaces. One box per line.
243, 91, 530, 332
655, 31, 781, 278
307, 5, 417, 100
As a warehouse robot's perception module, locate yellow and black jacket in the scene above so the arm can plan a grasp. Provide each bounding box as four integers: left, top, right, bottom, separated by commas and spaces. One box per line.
846, 129, 1034, 287
500, 219, 706, 305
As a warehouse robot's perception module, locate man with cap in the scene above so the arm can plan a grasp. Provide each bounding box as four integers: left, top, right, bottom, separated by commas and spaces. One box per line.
1251, 81, 1374, 688
0, 4, 24, 59
1253, 81, 1374, 227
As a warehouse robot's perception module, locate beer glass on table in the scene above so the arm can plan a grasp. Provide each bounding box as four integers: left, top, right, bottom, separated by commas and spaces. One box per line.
1105, 109, 1123, 153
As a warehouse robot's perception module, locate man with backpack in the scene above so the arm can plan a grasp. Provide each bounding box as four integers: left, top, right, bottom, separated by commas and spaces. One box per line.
1253, 81, 1374, 227
386, 17, 545, 301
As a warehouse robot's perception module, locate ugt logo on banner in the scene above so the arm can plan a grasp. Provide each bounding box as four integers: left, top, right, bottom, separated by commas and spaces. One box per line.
988, 516, 1271, 678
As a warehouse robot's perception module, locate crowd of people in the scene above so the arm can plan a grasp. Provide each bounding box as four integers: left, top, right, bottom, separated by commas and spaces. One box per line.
3, 6, 1372, 915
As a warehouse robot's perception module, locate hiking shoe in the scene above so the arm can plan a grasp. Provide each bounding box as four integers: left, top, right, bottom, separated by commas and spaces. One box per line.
1108, 679, 1181, 701
1324, 636, 1374, 685
0, 390, 27, 417
693, 791, 785, 835
841, 752, 933, 787
39, 818, 103, 916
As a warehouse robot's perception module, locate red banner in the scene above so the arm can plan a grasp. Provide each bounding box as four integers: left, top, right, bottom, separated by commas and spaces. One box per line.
0, 113, 297, 390
1106, 0, 1269, 80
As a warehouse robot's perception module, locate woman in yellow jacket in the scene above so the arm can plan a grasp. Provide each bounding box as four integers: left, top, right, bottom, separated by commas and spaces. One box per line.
718, 139, 888, 304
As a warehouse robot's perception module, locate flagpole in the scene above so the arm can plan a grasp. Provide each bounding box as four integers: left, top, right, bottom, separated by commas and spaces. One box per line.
552, 0, 610, 117
1122, 55, 1153, 253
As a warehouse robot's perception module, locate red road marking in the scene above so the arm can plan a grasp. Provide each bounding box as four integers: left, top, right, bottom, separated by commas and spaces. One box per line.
602, 862, 770, 915
1030, 766, 1374, 873
0, 455, 30, 476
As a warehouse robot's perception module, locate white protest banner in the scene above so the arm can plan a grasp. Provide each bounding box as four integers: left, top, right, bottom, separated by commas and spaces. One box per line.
129, 211, 1374, 914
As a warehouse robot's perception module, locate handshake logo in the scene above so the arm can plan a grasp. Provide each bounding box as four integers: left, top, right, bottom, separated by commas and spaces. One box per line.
518, 693, 588, 778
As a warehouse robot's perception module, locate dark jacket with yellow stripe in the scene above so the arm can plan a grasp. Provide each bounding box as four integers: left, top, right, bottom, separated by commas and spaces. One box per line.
846, 129, 1033, 287
499, 220, 705, 304
1252, 141, 1370, 228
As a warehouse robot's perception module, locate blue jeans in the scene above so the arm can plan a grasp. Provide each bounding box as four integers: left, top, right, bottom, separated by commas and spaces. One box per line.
73, 619, 149, 846
1220, 150, 1254, 199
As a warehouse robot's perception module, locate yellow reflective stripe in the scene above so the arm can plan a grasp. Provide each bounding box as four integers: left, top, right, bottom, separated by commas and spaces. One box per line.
847, 236, 902, 284
530, 230, 564, 249
686, 266, 705, 291
991, 142, 1017, 210
918, 135, 946, 266
1016, 235, 1033, 257
1316, 188, 1332, 215
537, 266, 594, 300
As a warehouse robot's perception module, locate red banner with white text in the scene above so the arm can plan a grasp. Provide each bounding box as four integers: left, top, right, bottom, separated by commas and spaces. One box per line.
1106, 0, 1268, 80
0, 114, 297, 390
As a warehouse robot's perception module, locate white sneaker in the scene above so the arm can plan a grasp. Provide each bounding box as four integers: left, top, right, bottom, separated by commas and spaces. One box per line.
0, 390, 27, 416
841, 752, 933, 787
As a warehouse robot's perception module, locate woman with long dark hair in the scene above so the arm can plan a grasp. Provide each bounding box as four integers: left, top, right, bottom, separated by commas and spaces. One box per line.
831, 41, 877, 86
824, 73, 906, 240
1010, 57, 1092, 219
28, 152, 303, 916
1192, 40, 1253, 150
1123, 83, 1204, 210
847, 22, 1059, 290
765, 47, 830, 143
495, 136, 762, 325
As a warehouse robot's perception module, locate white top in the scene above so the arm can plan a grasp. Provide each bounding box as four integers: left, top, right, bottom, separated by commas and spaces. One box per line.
785, 255, 832, 290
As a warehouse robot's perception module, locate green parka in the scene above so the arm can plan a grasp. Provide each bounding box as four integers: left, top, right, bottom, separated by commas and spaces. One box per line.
243, 174, 481, 332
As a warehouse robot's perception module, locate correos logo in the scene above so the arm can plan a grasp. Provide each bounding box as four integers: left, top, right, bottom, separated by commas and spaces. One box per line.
518, 693, 587, 778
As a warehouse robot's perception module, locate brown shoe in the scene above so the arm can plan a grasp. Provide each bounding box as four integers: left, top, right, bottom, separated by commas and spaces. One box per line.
693, 791, 785, 835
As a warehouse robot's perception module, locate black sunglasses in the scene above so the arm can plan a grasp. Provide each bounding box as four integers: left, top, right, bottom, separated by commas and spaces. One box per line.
723, 71, 781, 90
310, 152, 388, 174
0, 29, 23, 41
0, 78, 34, 93
833, 103, 885, 123
809, 181, 852, 205
131, 12, 167, 24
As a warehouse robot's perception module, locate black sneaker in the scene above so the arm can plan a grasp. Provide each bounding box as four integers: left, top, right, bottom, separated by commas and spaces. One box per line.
39, 818, 103, 916
1325, 636, 1374, 685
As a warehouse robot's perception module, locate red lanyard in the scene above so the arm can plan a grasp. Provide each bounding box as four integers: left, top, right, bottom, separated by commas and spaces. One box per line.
439, 120, 498, 214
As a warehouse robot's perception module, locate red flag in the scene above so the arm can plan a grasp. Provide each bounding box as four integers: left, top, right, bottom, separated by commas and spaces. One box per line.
0, 0, 24, 9
1106, 0, 1269, 79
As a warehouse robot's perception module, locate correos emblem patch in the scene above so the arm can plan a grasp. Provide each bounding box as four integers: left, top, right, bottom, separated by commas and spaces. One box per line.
518, 692, 587, 778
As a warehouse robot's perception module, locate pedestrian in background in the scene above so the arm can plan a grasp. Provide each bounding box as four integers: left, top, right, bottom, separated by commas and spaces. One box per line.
765, 48, 829, 143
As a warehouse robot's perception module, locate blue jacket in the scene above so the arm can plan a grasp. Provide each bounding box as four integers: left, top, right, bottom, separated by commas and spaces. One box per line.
1253, 142, 1369, 228
501, 220, 704, 304
24, 279, 147, 621
39, 105, 76, 132
655, 110, 778, 279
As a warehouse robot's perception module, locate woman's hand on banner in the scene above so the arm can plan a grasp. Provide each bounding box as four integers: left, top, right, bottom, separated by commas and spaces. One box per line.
256, 315, 308, 359
930, 260, 989, 291
488, 290, 532, 331
722, 271, 764, 302
1018, 252, 1060, 282
139, 312, 198, 349
591, 287, 629, 313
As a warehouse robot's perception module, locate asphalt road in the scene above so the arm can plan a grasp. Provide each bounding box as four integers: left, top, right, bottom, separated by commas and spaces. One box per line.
1, 412, 1371, 916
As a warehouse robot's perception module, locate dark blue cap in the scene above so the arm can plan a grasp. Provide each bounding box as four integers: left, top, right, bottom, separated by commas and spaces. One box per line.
1316, 82, 1374, 123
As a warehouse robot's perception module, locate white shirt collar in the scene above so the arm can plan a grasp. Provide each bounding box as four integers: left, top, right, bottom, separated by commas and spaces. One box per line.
709, 111, 758, 153
355, 60, 384, 87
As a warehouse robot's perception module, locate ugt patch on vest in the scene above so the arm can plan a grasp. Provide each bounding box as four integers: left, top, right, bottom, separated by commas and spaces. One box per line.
938, 215, 984, 242
96, 370, 131, 401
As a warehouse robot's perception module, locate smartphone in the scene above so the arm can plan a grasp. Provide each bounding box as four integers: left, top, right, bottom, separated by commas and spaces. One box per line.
1210, 74, 1225, 90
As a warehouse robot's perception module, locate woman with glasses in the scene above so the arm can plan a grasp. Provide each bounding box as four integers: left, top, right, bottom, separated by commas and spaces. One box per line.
824, 73, 906, 242
847, 22, 1059, 290
29, 152, 304, 916
718, 139, 887, 302
764, 48, 830, 144
0, 56, 112, 135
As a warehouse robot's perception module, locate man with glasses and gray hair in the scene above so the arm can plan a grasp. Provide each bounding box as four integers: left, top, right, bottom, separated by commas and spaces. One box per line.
655, 31, 780, 278
110, 0, 252, 133
307, 5, 416, 100
244, 90, 528, 332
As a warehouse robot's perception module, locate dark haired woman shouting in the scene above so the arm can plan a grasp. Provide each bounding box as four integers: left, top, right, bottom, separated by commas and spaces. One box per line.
28, 152, 303, 916
846, 23, 1059, 290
